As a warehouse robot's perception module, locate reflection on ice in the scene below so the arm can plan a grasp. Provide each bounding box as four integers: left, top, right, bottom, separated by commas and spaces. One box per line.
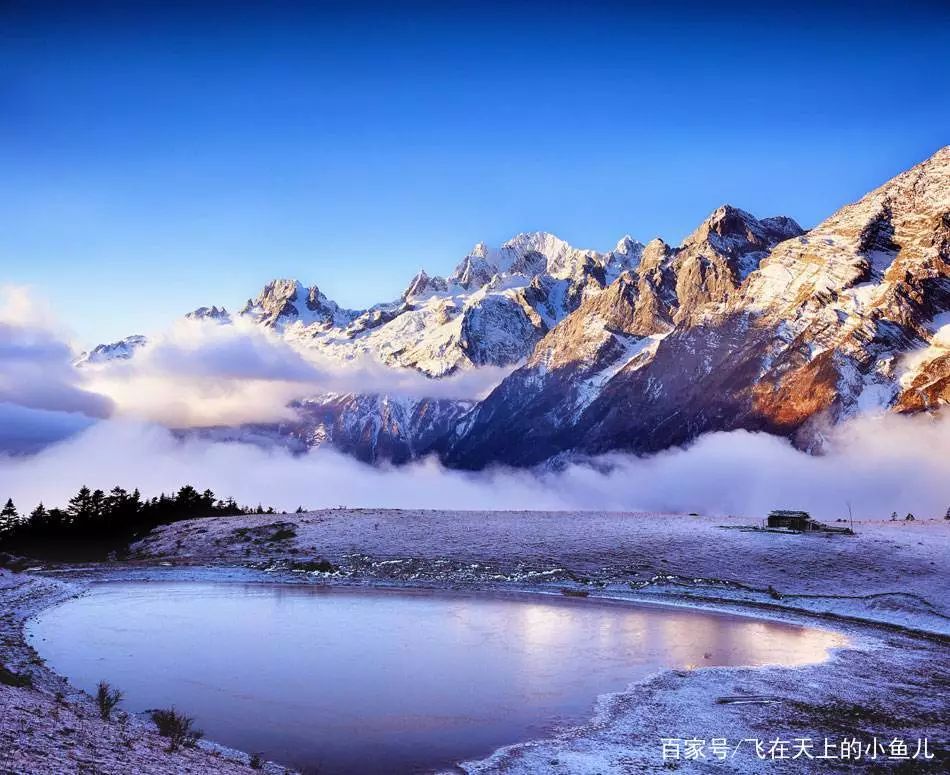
27, 583, 844, 775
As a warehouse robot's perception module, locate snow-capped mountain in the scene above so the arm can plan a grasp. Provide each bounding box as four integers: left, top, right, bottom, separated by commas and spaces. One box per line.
229, 231, 644, 377
445, 146, 950, 467
75, 334, 147, 365
79, 147, 949, 466
184, 305, 231, 323
83, 230, 643, 377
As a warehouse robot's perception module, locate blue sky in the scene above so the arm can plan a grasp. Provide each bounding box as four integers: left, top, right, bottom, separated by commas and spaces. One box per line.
1, 1, 948, 345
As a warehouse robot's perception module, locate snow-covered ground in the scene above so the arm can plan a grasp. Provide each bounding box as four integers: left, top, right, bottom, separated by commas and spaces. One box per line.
2, 509, 947, 773
135, 510, 950, 635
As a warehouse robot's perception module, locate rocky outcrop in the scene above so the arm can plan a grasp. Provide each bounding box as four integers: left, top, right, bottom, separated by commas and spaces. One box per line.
402, 270, 448, 301
895, 350, 950, 412
669, 206, 804, 324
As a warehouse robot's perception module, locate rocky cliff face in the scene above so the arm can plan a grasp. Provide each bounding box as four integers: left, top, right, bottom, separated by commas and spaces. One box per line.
441, 207, 809, 466
290, 394, 473, 464
197, 393, 473, 465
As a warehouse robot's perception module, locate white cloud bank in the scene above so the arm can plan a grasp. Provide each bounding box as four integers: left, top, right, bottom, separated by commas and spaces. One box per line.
0, 413, 946, 521
0, 285, 509, 433
0, 286, 111, 449
82, 318, 510, 426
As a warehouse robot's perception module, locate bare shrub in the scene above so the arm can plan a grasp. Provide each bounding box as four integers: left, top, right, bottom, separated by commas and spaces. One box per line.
0, 664, 32, 688
95, 681, 123, 720
150, 708, 204, 751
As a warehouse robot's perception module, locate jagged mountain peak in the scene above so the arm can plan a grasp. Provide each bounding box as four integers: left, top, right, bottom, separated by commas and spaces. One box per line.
258, 277, 302, 298
469, 241, 491, 259
742, 145, 950, 319
241, 278, 353, 329
444, 231, 598, 290
704, 203, 759, 226
75, 334, 147, 366
612, 234, 643, 255
602, 236, 645, 283
402, 269, 448, 301
448, 254, 497, 290
683, 204, 804, 256
185, 305, 231, 323
501, 230, 575, 254
503, 231, 603, 280
642, 236, 670, 250
444, 150, 948, 468
760, 215, 804, 236
639, 237, 672, 269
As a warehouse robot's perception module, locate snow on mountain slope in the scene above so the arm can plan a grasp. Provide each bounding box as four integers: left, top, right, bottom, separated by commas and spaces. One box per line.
193, 393, 473, 465
74, 335, 147, 366
218, 231, 644, 378
737, 144, 950, 433
894, 312, 950, 412
443, 206, 805, 466
445, 147, 948, 467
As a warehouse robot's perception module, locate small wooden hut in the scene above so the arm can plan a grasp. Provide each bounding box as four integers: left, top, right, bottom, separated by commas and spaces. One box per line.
766, 510, 816, 531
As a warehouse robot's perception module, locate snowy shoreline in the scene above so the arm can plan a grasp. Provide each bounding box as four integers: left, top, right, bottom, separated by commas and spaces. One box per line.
2, 510, 948, 773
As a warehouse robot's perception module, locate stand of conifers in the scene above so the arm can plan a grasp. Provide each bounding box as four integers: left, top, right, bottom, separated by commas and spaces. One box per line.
0, 484, 272, 561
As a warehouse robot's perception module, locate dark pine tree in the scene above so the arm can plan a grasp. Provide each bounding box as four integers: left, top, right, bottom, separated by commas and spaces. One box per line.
0, 498, 19, 535
28, 503, 48, 530
67, 486, 94, 524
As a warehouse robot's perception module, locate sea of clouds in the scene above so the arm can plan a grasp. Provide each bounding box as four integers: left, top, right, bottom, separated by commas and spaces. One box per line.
1, 285, 947, 521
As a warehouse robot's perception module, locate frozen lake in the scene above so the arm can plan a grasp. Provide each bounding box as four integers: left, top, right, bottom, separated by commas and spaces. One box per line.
27, 582, 843, 773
